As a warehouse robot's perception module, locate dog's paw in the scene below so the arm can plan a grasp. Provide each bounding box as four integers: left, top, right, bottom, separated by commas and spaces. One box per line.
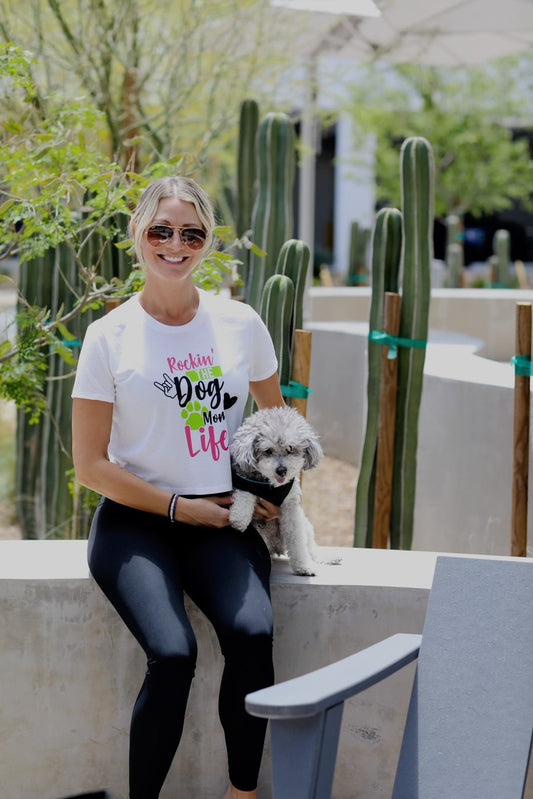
229, 510, 250, 533
323, 556, 343, 565
291, 564, 316, 577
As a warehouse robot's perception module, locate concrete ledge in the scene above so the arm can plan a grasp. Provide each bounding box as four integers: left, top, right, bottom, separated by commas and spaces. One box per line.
3, 542, 530, 799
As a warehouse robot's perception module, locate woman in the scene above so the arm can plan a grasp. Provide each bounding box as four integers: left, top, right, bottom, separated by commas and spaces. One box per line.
72, 176, 285, 799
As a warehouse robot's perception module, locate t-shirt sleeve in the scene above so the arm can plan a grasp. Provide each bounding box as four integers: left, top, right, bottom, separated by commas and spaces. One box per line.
71, 322, 115, 402
248, 309, 278, 382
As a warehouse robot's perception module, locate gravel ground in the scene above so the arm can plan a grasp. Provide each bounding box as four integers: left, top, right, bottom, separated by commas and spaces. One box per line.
302, 456, 358, 548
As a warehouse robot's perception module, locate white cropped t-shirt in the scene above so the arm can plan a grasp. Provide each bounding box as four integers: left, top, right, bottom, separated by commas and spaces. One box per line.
72, 290, 278, 495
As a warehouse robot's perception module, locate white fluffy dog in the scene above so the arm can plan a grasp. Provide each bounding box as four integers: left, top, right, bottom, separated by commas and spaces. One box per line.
230, 406, 341, 576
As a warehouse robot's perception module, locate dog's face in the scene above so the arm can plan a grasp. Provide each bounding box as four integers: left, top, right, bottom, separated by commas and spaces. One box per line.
230, 406, 323, 487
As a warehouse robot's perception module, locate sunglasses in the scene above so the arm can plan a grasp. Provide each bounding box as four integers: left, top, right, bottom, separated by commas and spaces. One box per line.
146, 224, 207, 251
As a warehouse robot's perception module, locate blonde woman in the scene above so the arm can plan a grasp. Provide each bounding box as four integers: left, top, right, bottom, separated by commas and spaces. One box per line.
72, 176, 284, 799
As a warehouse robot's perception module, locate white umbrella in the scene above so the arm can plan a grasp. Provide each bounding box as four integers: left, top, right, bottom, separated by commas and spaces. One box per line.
346, 0, 533, 67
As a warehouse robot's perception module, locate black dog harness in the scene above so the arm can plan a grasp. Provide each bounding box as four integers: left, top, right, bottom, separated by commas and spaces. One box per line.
231, 469, 295, 506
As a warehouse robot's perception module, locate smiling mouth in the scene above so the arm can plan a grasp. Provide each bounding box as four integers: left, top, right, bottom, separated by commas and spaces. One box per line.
159, 255, 187, 264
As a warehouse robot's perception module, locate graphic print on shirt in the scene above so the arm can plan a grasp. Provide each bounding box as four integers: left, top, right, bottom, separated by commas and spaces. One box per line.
153, 348, 238, 462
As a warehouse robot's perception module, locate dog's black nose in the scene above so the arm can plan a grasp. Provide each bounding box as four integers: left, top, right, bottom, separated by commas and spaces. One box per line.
276, 464, 287, 477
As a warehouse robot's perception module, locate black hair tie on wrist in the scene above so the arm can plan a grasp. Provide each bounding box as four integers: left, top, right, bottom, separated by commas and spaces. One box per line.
168, 493, 179, 523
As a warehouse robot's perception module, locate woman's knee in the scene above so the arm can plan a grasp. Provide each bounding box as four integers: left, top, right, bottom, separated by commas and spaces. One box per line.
145, 647, 198, 688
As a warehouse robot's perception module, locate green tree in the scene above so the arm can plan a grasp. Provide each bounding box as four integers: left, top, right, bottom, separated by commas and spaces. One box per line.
346, 57, 533, 219
0, 0, 299, 181
0, 44, 240, 419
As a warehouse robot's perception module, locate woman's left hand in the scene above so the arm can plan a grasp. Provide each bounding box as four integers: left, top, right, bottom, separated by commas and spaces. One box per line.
254, 497, 280, 523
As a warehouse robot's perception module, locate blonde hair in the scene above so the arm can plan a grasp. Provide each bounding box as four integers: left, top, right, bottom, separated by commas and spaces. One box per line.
130, 176, 216, 263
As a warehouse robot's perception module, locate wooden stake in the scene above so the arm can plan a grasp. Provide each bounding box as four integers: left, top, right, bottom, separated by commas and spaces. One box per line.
511, 302, 531, 557
105, 299, 121, 314
291, 330, 312, 419
373, 292, 402, 549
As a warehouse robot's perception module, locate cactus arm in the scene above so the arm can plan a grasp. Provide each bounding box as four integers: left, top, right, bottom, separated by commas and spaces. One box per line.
276, 238, 310, 335
260, 274, 295, 391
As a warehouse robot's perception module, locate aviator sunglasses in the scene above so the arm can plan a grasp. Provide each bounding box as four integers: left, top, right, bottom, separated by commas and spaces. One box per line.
146, 224, 207, 251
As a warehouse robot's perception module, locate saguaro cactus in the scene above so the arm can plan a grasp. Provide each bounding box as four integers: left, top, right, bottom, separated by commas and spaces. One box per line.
235, 99, 259, 286
246, 112, 296, 310
445, 242, 463, 288
390, 136, 434, 550
354, 207, 402, 547
347, 221, 371, 285
492, 228, 511, 287
16, 221, 129, 539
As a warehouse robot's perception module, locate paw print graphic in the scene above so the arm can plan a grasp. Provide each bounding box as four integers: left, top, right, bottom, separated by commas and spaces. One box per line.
182, 401, 208, 430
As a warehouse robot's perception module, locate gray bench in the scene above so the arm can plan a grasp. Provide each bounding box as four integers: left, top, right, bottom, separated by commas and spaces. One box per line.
247, 556, 533, 798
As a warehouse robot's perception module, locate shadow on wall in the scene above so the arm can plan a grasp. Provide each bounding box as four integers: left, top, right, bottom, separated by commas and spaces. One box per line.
60, 793, 109, 798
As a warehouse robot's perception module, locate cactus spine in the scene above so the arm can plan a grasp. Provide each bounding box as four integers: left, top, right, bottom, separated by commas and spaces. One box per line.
389, 136, 434, 550
246, 112, 295, 311
353, 207, 402, 547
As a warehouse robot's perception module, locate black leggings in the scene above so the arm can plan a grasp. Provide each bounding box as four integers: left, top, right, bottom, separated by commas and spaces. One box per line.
88, 498, 274, 799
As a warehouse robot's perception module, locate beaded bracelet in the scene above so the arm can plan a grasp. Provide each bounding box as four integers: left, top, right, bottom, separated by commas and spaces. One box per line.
168, 493, 179, 524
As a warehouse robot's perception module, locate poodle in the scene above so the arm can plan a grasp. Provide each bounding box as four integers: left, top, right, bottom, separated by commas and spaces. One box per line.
229, 405, 341, 576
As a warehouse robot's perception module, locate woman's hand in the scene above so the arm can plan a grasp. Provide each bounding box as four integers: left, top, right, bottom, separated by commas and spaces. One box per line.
176, 495, 233, 528
253, 497, 280, 523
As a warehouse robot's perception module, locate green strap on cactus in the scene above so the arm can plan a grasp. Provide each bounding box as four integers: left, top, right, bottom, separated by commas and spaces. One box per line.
512, 356, 533, 377
281, 381, 312, 399
369, 330, 427, 359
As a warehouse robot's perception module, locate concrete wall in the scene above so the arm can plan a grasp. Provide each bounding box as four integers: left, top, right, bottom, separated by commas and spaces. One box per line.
0, 541, 436, 799
308, 286, 533, 361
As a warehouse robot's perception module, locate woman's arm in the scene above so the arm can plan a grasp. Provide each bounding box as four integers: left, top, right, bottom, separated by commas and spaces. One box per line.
249, 372, 285, 409
72, 398, 231, 526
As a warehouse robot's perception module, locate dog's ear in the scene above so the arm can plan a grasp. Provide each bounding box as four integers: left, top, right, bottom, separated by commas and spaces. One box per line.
230, 429, 260, 471
302, 435, 323, 471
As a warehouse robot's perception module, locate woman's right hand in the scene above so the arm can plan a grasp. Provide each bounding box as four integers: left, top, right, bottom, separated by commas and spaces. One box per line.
176, 496, 233, 528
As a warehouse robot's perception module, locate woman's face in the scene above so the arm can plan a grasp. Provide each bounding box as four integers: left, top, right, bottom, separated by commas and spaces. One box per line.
139, 196, 207, 284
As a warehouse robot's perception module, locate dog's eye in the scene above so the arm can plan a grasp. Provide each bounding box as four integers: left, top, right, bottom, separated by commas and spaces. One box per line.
264, 448, 274, 457
285, 445, 294, 455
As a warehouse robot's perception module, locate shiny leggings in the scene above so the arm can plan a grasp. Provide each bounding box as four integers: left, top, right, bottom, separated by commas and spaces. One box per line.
88, 498, 274, 799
